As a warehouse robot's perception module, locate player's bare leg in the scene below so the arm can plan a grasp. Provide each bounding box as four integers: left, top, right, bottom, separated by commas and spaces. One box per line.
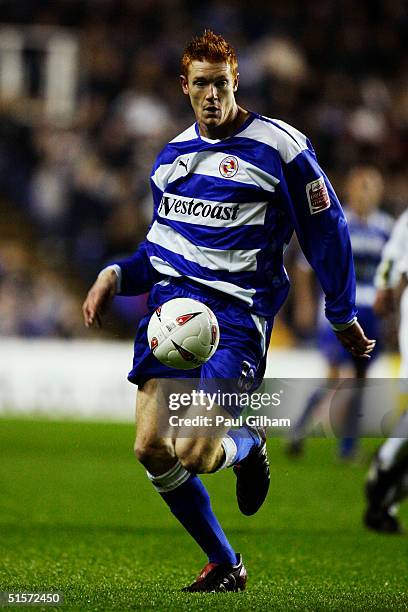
133, 378, 269, 591
135, 379, 227, 474
135, 379, 269, 509
133, 378, 245, 591
134, 378, 177, 475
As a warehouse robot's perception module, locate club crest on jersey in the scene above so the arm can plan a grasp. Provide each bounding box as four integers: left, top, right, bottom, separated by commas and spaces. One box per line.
219, 156, 239, 178
306, 177, 331, 215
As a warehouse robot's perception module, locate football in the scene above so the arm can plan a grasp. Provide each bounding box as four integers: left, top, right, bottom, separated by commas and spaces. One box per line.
147, 297, 220, 369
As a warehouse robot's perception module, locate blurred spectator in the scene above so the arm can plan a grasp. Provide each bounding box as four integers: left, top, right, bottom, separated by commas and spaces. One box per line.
0, 242, 84, 337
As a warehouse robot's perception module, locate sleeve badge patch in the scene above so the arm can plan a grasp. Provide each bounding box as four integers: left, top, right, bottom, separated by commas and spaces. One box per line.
306, 176, 331, 215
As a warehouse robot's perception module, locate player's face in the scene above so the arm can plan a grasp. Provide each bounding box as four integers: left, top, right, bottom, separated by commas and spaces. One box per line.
180, 61, 238, 135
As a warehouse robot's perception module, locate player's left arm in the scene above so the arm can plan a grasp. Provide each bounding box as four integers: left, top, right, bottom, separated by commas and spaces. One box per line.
281, 142, 375, 358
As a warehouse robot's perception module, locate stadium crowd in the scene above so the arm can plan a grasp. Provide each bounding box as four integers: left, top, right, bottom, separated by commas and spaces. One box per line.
1, 0, 408, 337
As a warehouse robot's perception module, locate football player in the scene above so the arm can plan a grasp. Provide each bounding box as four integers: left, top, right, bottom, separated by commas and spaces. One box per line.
82, 31, 374, 591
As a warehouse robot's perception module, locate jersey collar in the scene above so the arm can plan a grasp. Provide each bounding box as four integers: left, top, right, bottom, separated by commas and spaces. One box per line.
195, 111, 256, 143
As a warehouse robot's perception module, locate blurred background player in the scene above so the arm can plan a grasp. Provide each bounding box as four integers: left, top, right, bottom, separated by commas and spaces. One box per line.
364, 207, 408, 533
288, 166, 393, 459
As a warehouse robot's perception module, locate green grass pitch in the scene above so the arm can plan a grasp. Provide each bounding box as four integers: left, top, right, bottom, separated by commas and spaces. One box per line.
1, 418, 407, 610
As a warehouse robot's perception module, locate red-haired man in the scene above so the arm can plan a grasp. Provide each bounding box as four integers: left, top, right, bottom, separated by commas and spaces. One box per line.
83, 31, 374, 592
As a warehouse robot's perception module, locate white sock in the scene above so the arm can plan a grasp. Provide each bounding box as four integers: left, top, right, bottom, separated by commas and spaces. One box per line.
147, 460, 190, 492
215, 435, 238, 471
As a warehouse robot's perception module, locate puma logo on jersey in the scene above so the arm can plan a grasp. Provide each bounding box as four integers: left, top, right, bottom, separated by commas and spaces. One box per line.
178, 159, 189, 171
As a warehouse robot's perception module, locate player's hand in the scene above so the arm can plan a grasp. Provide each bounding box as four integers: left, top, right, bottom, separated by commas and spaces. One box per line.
334, 321, 376, 360
373, 287, 394, 317
82, 268, 117, 328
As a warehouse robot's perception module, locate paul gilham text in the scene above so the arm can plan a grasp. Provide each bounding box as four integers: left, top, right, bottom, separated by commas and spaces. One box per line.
169, 415, 291, 428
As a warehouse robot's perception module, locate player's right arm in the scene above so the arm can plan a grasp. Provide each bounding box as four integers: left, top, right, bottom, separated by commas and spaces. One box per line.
82, 266, 118, 328
82, 151, 167, 328
82, 241, 157, 328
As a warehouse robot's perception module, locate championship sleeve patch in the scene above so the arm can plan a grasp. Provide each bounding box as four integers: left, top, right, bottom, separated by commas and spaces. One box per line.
306, 176, 331, 215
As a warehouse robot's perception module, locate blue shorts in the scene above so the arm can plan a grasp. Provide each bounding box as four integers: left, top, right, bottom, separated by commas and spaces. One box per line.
318, 305, 381, 366
128, 280, 273, 414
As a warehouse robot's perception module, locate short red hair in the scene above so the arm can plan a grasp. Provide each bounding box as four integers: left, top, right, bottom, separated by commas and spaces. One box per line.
181, 30, 238, 78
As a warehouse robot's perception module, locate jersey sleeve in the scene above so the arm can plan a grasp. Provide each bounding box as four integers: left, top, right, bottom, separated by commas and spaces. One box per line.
111, 240, 159, 296
280, 142, 357, 325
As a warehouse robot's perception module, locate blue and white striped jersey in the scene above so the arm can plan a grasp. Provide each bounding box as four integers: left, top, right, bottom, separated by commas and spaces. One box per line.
117, 112, 357, 324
